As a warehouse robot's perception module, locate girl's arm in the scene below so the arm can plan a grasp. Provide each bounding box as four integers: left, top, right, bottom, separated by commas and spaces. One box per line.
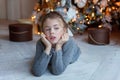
32, 40, 52, 76
51, 38, 80, 75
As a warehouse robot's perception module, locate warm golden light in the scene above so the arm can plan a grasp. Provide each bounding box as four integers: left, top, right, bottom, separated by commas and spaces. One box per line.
37, 32, 40, 35
85, 15, 88, 18
72, 18, 76, 22
76, 10, 79, 14
112, 6, 116, 10
100, 8, 103, 12
108, 7, 111, 12
77, 14, 80, 18
57, 2, 60, 6
63, 8, 67, 13
50, 8, 54, 11
37, 9, 40, 11
77, 27, 80, 30
86, 18, 89, 21
98, 25, 102, 28
91, 12, 95, 17
46, 0, 49, 2
41, 32, 43, 34
115, 2, 120, 6
31, 16, 36, 21
87, 21, 90, 24
80, 21, 83, 24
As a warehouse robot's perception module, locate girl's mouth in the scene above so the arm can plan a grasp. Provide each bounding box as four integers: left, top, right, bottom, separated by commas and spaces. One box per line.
50, 36, 56, 41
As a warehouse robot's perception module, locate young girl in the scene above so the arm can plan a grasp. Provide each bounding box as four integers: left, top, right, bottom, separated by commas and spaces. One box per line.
32, 11, 81, 76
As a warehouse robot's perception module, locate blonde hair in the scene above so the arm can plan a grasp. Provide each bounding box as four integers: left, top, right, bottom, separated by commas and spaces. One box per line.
40, 11, 68, 32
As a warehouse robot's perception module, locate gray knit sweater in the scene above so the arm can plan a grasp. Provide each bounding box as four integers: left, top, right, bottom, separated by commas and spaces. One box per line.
32, 37, 81, 76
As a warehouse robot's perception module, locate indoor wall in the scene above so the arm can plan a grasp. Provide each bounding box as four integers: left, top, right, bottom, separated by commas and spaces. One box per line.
0, 0, 36, 20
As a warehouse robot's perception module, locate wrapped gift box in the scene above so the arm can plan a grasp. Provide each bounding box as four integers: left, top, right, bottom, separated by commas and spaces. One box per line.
9, 23, 33, 42
88, 27, 110, 45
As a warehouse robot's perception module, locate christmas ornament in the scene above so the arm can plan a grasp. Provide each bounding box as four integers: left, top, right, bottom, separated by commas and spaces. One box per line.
61, 0, 66, 6
74, 0, 87, 8
67, 7, 76, 22
100, 0, 108, 8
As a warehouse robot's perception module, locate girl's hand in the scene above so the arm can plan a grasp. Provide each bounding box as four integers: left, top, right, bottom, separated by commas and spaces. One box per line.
56, 33, 69, 51
41, 33, 52, 48
41, 33, 52, 55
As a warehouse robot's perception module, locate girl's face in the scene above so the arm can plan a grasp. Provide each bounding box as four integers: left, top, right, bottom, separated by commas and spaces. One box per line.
43, 18, 66, 45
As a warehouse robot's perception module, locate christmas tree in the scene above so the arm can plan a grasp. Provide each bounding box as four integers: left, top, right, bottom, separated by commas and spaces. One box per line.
32, 0, 120, 34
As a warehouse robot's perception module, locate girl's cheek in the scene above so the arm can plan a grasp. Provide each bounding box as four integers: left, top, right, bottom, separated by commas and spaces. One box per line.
59, 36, 62, 39
43, 33, 48, 39
46, 36, 49, 39
44, 33, 48, 37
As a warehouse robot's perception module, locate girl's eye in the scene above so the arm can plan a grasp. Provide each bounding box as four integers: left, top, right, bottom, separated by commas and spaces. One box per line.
54, 27, 59, 30
45, 28, 51, 31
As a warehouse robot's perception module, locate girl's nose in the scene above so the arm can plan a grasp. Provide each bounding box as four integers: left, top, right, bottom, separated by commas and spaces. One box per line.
50, 28, 54, 34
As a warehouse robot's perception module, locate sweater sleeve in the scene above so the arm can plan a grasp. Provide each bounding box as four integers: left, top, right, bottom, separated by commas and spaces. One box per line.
51, 37, 81, 75
32, 40, 52, 76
